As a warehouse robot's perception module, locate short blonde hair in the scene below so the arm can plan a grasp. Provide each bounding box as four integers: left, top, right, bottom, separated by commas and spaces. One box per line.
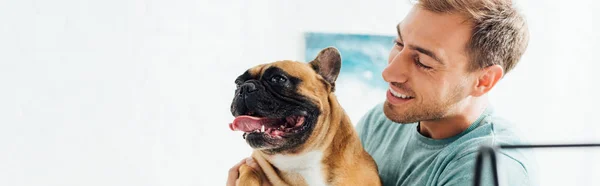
417, 0, 529, 74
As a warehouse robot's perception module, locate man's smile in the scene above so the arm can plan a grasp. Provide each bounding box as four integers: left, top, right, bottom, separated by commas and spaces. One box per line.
386, 87, 415, 105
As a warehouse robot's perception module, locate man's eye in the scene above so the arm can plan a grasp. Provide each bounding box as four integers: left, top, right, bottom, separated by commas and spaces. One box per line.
394, 40, 404, 47
270, 75, 287, 83
414, 56, 432, 70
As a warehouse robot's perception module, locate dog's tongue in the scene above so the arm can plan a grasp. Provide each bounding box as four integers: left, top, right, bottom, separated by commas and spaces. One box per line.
229, 115, 274, 132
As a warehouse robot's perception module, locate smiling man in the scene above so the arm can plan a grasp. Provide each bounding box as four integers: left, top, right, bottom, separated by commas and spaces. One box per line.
356, 0, 535, 185
227, 0, 535, 185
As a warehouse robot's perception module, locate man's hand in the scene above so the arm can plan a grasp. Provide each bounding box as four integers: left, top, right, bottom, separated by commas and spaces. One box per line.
226, 157, 272, 186
226, 159, 246, 186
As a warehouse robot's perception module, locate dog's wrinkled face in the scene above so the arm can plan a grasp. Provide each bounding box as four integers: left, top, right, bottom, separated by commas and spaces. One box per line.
229, 47, 341, 154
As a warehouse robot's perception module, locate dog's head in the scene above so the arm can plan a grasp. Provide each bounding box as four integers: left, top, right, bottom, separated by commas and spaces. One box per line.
229, 47, 341, 154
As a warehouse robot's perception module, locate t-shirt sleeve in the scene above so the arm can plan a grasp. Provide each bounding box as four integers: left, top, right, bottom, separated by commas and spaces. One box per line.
354, 103, 382, 147
355, 109, 371, 147
439, 151, 531, 186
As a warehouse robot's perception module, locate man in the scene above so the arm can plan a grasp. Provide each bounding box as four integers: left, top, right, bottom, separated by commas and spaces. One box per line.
228, 0, 535, 185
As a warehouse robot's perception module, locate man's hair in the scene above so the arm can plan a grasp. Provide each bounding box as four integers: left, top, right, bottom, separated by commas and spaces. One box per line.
417, 0, 529, 74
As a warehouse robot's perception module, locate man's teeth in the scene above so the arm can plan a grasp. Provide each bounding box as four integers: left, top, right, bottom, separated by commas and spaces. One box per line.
390, 89, 412, 99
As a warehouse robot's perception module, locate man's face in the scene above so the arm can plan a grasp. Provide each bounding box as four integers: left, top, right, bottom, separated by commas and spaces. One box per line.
382, 6, 476, 123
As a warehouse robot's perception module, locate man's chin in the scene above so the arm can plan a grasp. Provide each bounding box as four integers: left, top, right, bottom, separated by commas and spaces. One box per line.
383, 101, 417, 124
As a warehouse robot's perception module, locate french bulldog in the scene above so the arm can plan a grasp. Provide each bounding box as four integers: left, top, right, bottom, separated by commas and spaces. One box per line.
229, 47, 381, 186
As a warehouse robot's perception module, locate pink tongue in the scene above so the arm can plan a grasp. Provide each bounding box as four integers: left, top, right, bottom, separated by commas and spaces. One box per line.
229, 115, 270, 132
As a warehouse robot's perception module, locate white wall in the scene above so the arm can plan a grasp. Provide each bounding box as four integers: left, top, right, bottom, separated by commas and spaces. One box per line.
0, 0, 598, 186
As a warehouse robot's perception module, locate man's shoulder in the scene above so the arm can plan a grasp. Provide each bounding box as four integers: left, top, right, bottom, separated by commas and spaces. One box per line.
355, 102, 405, 134
355, 102, 404, 144
355, 103, 383, 136
444, 112, 533, 169
355, 102, 419, 146
451, 113, 526, 154
440, 114, 537, 186
356, 102, 386, 124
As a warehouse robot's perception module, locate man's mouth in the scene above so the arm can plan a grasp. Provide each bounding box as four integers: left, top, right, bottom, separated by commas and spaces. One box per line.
229, 115, 306, 139
389, 88, 414, 99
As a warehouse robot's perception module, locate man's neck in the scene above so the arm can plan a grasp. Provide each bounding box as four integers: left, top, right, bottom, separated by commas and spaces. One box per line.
418, 96, 489, 140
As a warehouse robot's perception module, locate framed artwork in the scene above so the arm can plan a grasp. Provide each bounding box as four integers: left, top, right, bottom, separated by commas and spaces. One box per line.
304, 32, 395, 124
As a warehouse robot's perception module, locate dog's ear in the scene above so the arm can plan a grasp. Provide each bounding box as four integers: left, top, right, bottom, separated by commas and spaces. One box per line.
309, 47, 342, 91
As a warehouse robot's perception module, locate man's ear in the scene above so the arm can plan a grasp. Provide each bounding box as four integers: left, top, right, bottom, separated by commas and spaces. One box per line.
309, 47, 342, 91
471, 65, 504, 97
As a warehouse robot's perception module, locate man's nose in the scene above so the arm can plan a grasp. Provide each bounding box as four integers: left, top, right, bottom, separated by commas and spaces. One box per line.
382, 52, 410, 83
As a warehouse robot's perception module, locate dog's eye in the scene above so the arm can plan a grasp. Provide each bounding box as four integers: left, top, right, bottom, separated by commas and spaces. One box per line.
270, 75, 287, 84
235, 79, 243, 88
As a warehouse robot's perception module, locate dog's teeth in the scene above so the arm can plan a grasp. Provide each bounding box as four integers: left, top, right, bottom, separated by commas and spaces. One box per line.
261, 125, 265, 132
280, 125, 285, 129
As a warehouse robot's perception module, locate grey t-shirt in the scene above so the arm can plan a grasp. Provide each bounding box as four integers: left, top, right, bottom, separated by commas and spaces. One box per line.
356, 103, 537, 186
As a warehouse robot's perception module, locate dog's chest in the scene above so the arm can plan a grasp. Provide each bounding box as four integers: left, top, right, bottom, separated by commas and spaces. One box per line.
270, 151, 328, 186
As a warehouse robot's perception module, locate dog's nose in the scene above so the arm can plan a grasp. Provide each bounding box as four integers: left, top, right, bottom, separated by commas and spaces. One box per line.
240, 83, 257, 94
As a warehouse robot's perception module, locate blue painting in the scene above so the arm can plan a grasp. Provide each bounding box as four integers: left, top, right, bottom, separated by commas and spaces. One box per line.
304, 32, 395, 124
304, 32, 394, 90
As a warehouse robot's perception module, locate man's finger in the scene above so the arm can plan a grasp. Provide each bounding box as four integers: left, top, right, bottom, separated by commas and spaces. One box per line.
226, 159, 247, 186
245, 158, 272, 186
245, 157, 260, 171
